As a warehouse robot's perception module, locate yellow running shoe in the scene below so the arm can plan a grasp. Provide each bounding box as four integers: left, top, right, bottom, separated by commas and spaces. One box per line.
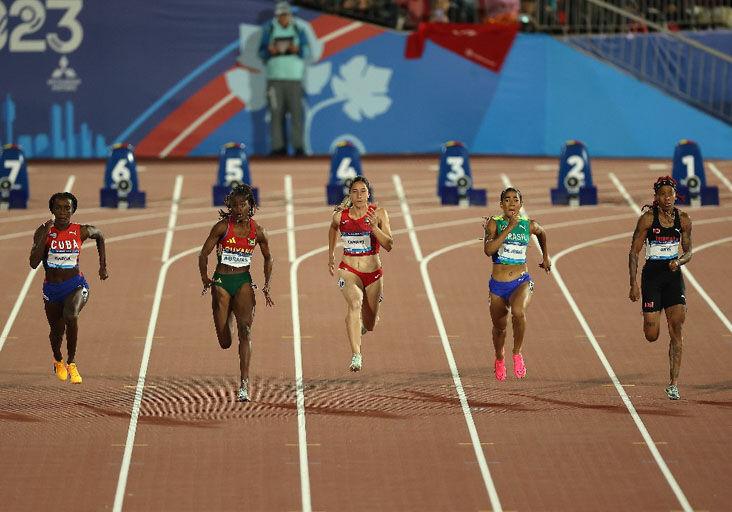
67, 363, 82, 384
53, 359, 68, 381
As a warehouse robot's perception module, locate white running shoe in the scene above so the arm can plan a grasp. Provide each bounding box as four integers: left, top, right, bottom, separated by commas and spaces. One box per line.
237, 380, 250, 402
349, 354, 362, 372
665, 384, 680, 400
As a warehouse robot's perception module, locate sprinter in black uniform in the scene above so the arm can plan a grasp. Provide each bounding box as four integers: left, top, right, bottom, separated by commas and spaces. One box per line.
628, 176, 693, 400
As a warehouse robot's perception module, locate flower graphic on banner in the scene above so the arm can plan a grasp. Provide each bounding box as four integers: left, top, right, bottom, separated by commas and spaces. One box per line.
304, 55, 393, 153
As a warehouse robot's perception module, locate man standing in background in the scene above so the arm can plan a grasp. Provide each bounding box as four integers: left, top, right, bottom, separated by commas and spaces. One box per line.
258, 1, 309, 157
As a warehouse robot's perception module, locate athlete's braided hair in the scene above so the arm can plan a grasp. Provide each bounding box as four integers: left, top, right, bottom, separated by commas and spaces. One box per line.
48, 192, 78, 213
335, 176, 371, 211
642, 175, 678, 211
219, 183, 257, 220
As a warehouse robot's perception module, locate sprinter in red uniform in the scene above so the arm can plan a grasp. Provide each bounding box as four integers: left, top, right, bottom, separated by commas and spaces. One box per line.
328, 176, 393, 372
29, 192, 108, 384
629, 176, 693, 400
199, 184, 274, 402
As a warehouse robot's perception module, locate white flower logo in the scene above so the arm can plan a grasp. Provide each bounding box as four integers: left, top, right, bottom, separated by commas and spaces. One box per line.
331, 56, 392, 121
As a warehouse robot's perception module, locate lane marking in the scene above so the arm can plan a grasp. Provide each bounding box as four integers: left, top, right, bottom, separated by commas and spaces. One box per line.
707, 162, 732, 192
113, 176, 184, 512
285, 175, 296, 263
0, 175, 75, 353
286, 174, 313, 512
609, 172, 732, 335
393, 174, 503, 512
503, 174, 693, 512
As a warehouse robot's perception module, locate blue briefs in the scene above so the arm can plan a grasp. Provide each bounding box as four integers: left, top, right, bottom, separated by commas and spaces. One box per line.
43, 274, 89, 304
489, 273, 532, 302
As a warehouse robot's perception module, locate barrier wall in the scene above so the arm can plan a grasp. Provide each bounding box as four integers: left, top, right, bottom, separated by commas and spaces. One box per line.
0, 1, 729, 158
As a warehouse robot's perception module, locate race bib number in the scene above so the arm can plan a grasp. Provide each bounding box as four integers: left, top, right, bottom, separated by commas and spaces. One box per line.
220, 249, 253, 268
341, 232, 372, 254
646, 242, 679, 260
497, 243, 527, 264
46, 250, 79, 268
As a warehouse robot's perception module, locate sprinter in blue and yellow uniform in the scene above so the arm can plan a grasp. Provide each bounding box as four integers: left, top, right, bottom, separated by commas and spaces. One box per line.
199, 184, 275, 402
483, 187, 551, 382
629, 176, 693, 401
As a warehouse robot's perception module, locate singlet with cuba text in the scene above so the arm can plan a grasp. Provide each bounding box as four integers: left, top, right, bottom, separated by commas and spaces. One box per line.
45, 223, 83, 269
340, 205, 380, 256
645, 207, 681, 263
491, 215, 531, 265
217, 218, 257, 268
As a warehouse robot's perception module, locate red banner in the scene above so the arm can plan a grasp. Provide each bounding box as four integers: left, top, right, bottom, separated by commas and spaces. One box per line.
405, 22, 519, 72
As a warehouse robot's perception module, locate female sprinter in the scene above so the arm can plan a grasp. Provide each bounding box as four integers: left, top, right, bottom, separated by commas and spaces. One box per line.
328, 176, 393, 372
199, 184, 274, 402
483, 187, 551, 381
628, 176, 692, 400
29, 192, 108, 384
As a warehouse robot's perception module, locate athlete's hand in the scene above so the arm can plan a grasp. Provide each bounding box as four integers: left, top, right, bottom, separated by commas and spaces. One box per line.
539, 256, 552, 273
668, 260, 681, 272
201, 276, 213, 295
42, 219, 54, 233
506, 212, 520, 230
262, 286, 275, 307
366, 207, 379, 227
629, 283, 640, 302
328, 258, 336, 276
99, 266, 108, 280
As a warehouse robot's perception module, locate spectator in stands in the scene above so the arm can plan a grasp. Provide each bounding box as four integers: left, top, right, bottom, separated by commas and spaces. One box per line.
431, 0, 451, 22
258, 1, 310, 157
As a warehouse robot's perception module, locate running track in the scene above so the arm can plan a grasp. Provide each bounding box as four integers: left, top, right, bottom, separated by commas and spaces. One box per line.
0, 157, 730, 512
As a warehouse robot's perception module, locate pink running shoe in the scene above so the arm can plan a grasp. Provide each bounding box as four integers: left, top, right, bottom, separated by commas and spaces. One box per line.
513, 354, 527, 378
494, 359, 507, 381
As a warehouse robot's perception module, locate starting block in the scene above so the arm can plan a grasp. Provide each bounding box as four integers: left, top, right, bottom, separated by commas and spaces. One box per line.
0, 144, 29, 209
326, 140, 363, 205
213, 142, 258, 206
550, 140, 597, 206
437, 141, 486, 206
100, 143, 146, 208
671, 140, 719, 206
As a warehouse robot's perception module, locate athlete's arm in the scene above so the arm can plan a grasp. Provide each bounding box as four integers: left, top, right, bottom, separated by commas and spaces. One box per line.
328, 211, 340, 276
199, 221, 226, 288
628, 212, 652, 301
370, 207, 393, 252
483, 217, 512, 257
82, 225, 108, 280
29, 220, 53, 269
670, 212, 693, 271
530, 219, 551, 272
257, 223, 275, 307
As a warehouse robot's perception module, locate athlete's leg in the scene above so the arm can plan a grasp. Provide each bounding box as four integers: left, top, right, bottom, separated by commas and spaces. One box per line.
44, 301, 65, 362
361, 277, 383, 332
489, 293, 510, 360
62, 287, 89, 363
508, 282, 533, 355
231, 284, 256, 382
642, 311, 662, 342
211, 286, 234, 349
338, 269, 365, 355
665, 304, 685, 386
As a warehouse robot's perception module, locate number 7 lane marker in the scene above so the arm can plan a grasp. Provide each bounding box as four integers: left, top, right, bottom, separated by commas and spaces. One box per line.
0, 175, 75, 353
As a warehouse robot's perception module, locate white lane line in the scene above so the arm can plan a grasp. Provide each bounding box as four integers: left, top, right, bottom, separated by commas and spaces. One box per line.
285, 175, 297, 263
161, 176, 184, 262
695, 235, 732, 253
159, 93, 236, 158
708, 162, 732, 192
503, 174, 693, 512
609, 172, 732, 335
287, 186, 313, 512
0, 175, 75, 353
393, 174, 502, 512
113, 178, 184, 512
